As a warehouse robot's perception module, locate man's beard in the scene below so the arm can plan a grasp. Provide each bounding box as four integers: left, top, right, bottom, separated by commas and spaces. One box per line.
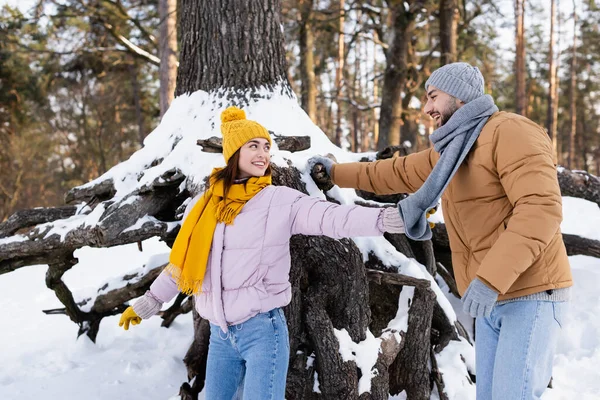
439, 98, 459, 126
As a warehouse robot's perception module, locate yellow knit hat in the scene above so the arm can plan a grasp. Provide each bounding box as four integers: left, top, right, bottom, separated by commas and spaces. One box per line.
220, 106, 272, 163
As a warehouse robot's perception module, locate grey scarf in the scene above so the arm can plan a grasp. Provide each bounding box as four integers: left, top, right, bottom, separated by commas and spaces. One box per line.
398, 94, 498, 241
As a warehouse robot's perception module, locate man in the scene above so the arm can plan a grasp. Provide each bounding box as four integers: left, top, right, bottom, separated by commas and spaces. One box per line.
309, 62, 571, 400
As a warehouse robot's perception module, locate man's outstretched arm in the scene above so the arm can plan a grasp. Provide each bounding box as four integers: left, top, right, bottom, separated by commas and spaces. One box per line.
328, 147, 439, 195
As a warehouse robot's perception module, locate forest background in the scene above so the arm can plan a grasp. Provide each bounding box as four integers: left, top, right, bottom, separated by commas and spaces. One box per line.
1, 0, 598, 221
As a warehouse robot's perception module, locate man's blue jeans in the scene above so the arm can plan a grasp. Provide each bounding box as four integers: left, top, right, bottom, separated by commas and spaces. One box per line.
204, 308, 290, 400
476, 300, 567, 400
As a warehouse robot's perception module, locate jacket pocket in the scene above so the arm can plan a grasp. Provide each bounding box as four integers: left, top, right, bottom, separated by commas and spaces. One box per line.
490, 219, 508, 247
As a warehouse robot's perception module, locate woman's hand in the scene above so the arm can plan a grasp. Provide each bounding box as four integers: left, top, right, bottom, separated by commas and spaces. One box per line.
118, 306, 141, 331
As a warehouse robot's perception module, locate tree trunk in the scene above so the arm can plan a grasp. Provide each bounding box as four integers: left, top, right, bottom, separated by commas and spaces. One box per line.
371, 42, 379, 151
546, 0, 558, 161
335, 0, 345, 147
298, 0, 317, 122
515, 0, 526, 116
568, 1, 578, 169
377, 0, 423, 150
175, 0, 289, 96
159, 0, 178, 118
439, 0, 458, 66
129, 60, 146, 146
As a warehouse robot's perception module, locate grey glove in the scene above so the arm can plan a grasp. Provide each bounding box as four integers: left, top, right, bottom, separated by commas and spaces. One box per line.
132, 290, 164, 319
379, 207, 405, 234
307, 155, 335, 176
461, 278, 498, 318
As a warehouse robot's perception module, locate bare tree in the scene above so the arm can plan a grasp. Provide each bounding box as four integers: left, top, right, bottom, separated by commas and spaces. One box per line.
515, 0, 526, 115
440, 0, 458, 65
335, 0, 345, 146
568, 0, 578, 169
298, 0, 317, 122
546, 0, 559, 162
159, 0, 178, 118
377, 0, 425, 150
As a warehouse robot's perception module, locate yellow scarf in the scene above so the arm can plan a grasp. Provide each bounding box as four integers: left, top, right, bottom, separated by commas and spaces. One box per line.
165, 168, 271, 295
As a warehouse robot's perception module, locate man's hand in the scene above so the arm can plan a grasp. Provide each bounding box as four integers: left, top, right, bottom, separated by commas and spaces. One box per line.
461, 278, 498, 318
307, 155, 336, 191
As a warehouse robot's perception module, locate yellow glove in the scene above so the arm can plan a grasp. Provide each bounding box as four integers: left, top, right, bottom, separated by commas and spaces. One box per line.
119, 306, 141, 331
426, 208, 436, 229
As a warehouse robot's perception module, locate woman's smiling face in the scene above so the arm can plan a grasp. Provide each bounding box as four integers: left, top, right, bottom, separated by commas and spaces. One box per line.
237, 137, 271, 179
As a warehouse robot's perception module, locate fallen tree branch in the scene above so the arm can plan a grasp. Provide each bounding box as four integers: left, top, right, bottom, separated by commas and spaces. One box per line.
0, 219, 174, 275
436, 262, 460, 299
558, 167, 600, 208
563, 233, 600, 258
65, 178, 116, 204
197, 134, 312, 153
161, 293, 193, 327
0, 206, 80, 238
366, 268, 431, 289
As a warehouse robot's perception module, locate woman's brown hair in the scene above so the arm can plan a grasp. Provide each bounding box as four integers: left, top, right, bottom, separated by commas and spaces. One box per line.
212, 149, 272, 204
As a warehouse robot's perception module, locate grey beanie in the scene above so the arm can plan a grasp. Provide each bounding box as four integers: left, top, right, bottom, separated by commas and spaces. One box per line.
425, 62, 485, 103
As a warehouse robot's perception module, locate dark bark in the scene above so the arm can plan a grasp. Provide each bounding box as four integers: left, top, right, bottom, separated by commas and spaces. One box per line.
439, 0, 458, 65
65, 178, 116, 205
0, 205, 78, 238
436, 262, 460, 299
361, 331, 404, 400
563, 234, 600, 258
389, 285, 436, 399
197, 134, 311, 153
298, 0, 317, 122
378, 1, 424, 150
0, 219, 174, 275
431, 347, 450, 400
180, 307, 211, 399
161, 293, 193, 328
546, 0, 558, 157
557, 167, 600, 208
175, 0, 289, 97
129, 61, 146, 146
43, 262, 164, 342
568, 2, 578, 169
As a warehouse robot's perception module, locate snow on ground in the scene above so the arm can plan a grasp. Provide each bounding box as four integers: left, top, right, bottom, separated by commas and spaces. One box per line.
0, 238, 197, 400
1, 212, 598, 400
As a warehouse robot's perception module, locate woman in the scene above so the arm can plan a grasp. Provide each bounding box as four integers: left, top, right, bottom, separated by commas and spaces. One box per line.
118, 106, 405, 399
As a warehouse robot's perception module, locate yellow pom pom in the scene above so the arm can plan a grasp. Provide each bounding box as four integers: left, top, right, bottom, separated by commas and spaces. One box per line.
221, 106, 246, 124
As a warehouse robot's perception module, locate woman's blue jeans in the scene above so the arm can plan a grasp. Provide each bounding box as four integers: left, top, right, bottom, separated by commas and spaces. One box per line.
204, 308, 290, 400
475, 300, 567, 400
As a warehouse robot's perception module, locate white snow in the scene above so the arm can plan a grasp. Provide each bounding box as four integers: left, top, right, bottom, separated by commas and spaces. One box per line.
0, 87, 599, 399
334, 328, 382, 394
560, 197, 600, 241
0, 234, 28, 245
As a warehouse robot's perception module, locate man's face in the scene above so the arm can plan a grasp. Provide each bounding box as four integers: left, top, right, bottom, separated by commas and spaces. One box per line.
424, 86, 464, 127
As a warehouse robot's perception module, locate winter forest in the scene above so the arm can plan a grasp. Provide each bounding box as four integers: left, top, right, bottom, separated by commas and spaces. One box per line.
1, 0, 599, 399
